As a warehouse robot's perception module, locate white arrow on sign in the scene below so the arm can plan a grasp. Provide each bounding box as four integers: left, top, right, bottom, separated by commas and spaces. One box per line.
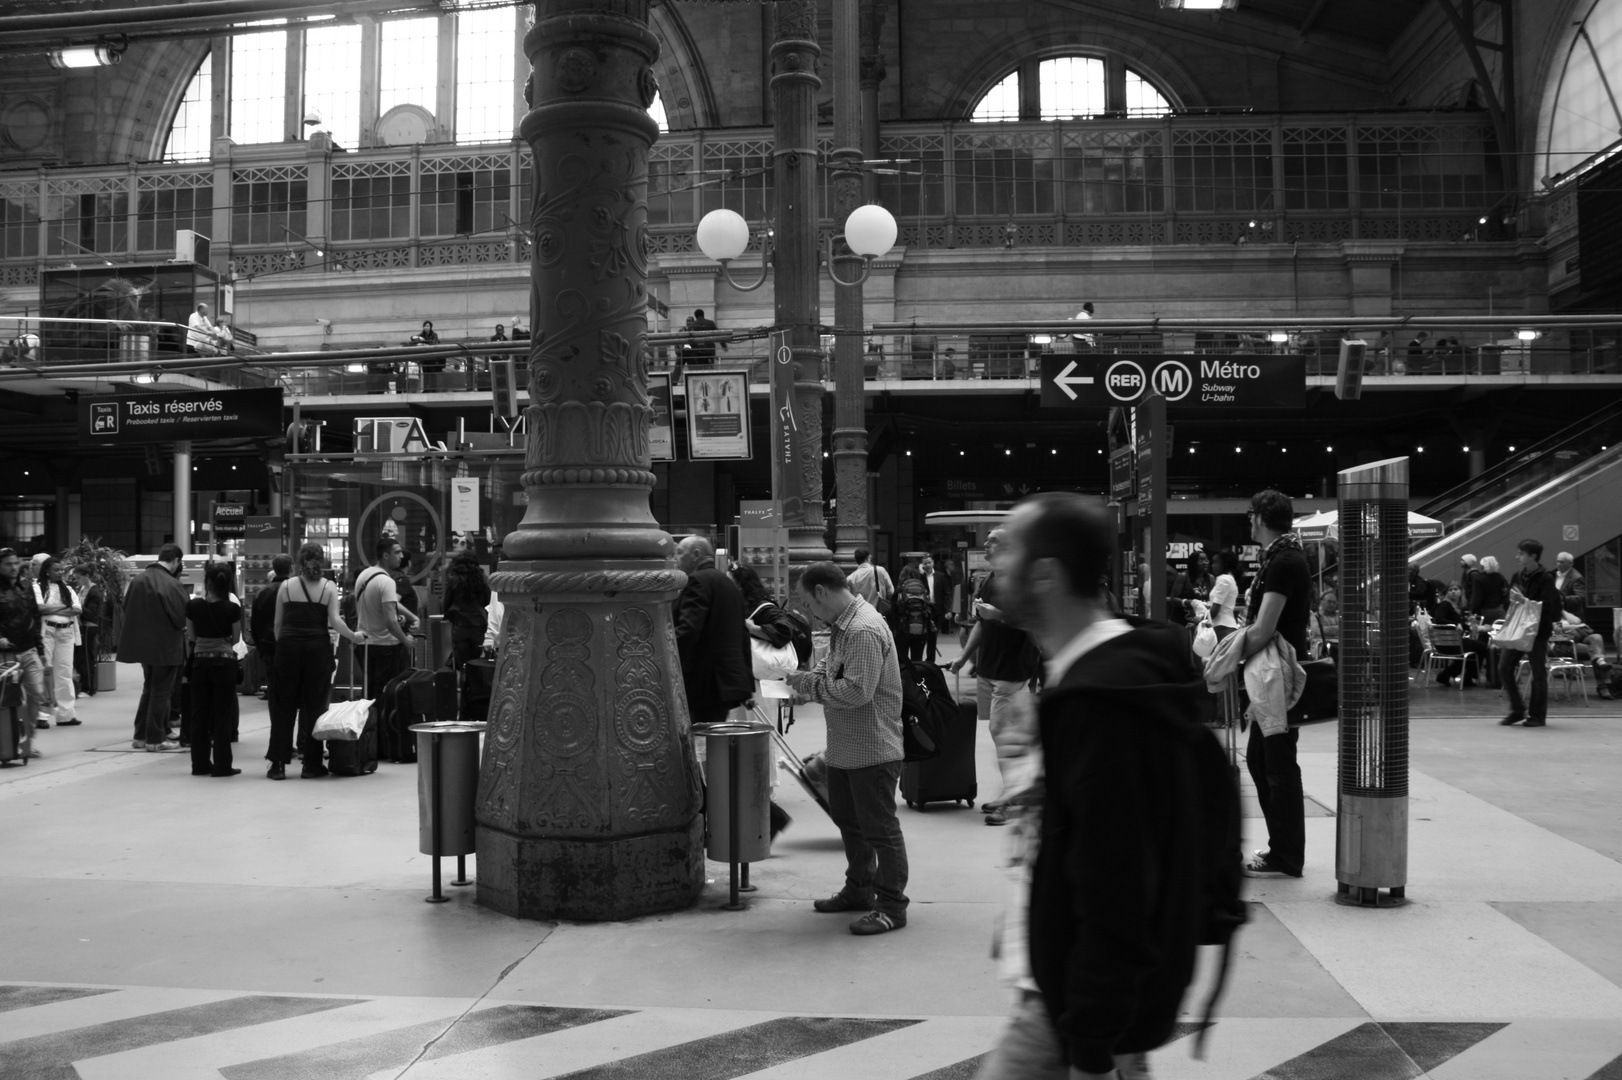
1053, 360, 1095, 401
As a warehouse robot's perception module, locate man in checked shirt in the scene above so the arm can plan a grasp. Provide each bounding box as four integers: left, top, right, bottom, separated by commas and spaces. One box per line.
786, 561, 910, 935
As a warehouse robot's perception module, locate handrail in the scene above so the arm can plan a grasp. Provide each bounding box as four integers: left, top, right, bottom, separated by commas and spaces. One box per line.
1417, 398, 1622, 525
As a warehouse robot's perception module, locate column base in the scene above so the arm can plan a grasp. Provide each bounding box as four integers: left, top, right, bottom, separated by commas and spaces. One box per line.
476, 816, 705, 921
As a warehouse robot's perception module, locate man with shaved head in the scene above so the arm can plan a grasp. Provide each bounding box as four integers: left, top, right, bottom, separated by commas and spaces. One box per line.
673, 535, 753, 726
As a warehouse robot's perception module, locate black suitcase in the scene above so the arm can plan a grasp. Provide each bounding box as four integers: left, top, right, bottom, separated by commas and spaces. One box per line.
0, 661, 26, 766
376, 670, 423, 764
326, 642, 379, 776
461, 659, 495, 724
901, 697, 978, 809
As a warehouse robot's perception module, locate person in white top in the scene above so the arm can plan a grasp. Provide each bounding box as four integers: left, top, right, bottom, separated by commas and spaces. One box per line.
186, 303, 221, 355
31, 554, 82, 728
1207, 548, 1240, 633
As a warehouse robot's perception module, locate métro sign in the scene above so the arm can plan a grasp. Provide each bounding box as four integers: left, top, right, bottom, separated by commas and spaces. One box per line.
79, 387, 284, 444
1040, 354, 1306, 409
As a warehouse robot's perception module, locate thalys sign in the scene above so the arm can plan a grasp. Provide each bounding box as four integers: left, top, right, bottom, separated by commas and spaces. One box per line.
1040, 354, 1305, 409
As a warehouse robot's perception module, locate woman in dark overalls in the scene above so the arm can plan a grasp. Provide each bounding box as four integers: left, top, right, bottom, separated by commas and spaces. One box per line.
266, 542, 367, 780
187, 562, 242, 776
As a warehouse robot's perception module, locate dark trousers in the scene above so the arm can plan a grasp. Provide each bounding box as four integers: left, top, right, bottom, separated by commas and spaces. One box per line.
133, 663, 181, 745
257, 641, 276, 697
826, 760, 909, 917
451, 638, 480, 670
188, 658, 238, 774
362, 642, 405, 698
1245, 723, 1305, 876
268, 637, 334, 766
74, 629, 99, 695
900, 628, 936, 663
1500, 636, 1549, 722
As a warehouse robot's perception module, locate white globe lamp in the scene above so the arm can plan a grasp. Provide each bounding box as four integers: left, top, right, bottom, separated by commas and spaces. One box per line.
844, 204, 897, 258
696, 209, 750, 263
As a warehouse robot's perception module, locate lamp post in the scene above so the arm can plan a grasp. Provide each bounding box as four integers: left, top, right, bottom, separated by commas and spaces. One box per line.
694, 0, 896, 572
474, 0, 705, 922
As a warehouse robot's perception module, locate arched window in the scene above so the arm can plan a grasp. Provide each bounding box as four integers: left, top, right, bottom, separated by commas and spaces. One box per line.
304, 23, 362, 147
1542, 0, 1622, 180
164, 58, 212, 161
971, 55, 1174, 122
229, 27, 288, 143
649, 90, 668, 133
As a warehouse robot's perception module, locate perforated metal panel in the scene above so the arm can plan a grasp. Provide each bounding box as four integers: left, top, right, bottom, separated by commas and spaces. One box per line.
1337, 461, 1410, 798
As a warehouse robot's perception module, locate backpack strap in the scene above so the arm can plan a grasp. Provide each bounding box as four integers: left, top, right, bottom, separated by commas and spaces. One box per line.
749, 602, 775, 622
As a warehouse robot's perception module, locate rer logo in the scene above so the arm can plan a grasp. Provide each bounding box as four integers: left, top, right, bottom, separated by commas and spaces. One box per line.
1150, 360, 1194, 402
1105, 360, 1147, 402
90, 402, 119, 434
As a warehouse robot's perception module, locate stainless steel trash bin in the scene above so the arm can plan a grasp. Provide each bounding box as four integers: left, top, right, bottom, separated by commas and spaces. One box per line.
412, 721, 487, 857
701, 721, 772, 864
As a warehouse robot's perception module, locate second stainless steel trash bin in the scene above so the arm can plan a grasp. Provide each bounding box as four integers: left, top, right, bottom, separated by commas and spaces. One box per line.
701, 721, 772, 864
412, 721, 487, 857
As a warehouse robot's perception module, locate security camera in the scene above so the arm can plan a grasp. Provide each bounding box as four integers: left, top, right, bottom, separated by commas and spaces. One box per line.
314, 317, 331, 326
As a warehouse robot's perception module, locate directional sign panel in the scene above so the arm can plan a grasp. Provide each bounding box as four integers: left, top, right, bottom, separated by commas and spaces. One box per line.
1040, 354, 1306, 409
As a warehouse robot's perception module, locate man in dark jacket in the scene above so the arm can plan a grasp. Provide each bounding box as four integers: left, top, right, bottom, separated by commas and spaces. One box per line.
978, 493, 1206, 1080
247, 554, 292, 698
1500, 538, 1561, 728
673, 536, 752, 725
0, 547, 47, 758
117, 544, 188, 750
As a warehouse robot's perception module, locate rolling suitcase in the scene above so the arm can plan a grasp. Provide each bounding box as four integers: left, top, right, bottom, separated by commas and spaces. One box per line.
0, 660, 26, 767
900, 662, 977, 809
461, 659, 495, 724
327, 641, 379, 776
376, 669, 423, 764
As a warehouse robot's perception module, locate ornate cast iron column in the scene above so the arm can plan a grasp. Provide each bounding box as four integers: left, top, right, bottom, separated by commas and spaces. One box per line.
859, 0, 885, 203
829, 0, 868, 567
476, 0, 705, 921
772, 0, 832, 566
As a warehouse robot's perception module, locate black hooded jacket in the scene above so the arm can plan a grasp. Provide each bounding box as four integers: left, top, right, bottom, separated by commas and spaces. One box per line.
1029, 618, 1208, 1074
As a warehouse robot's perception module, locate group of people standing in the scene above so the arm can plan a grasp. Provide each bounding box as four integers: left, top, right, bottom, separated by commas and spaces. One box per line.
0, 549, 110, 759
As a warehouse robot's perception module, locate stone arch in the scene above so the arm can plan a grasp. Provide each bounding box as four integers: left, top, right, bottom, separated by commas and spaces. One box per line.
1528, 0, 1616, 186
100, 38, 210, 162
649, 3, 718, 131
940, 24, 1207, 121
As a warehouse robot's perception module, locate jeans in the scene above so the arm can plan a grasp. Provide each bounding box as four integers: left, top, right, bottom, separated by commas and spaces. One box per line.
188, 657, 238, 774
1, 648, 47, 754
39, 622, 77, 724
1501, 636, 1548, 721
978, 675, 1040, 804
1245, 722, 1304, 876
826, 760, 909, 918
134, 663, 181, 745
974, 992, 1151, 1080
268, 636, 334, 766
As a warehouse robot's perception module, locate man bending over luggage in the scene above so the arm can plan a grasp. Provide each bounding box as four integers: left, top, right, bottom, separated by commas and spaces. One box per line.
976, 493, 1208, 1080
786, 561, 910, 936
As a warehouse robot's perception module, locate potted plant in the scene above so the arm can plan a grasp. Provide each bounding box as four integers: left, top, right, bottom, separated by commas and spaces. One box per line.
61, 537, 131, 692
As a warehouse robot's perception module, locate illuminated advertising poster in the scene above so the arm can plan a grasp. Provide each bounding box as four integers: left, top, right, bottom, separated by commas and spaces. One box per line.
683, 369, 752, 460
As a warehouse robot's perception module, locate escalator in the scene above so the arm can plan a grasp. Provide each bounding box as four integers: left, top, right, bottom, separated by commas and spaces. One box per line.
1410, 399, 1622, 577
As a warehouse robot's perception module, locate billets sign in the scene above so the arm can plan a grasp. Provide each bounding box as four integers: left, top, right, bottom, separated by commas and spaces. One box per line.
80, 388, 283, 444
1041, 354, 1305, 409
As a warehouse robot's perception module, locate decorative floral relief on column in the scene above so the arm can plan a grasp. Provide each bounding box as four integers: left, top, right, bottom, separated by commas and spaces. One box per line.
477, 604, 533, 830
613, 607, 678, 823
530, 608, 602, 831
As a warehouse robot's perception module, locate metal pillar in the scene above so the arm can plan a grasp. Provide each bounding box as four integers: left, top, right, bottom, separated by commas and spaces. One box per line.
474, 0, 705, 922
859, 0, 886, 204
829, 0, 868, 568
1335, 456, 1410, 908
173, 440, 191, 552
771, 0, 831, 568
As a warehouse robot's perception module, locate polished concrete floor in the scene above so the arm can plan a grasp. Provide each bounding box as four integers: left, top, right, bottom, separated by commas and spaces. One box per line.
3, 649, 1620, 1079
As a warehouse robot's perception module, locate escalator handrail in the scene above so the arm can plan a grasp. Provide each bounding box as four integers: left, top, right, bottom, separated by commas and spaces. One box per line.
1411, 441, 1622, 565
1418, 398, 1622, 520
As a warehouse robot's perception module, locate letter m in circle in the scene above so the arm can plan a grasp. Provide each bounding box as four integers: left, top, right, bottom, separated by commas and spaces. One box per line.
1151, 361, 1192, 402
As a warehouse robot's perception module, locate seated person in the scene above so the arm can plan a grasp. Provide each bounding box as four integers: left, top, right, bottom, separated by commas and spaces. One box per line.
1554, 612, 1611, 680
1432, 582, 1487, 687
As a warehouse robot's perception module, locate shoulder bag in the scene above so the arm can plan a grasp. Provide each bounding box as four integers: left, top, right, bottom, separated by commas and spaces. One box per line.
748, 602, 799, 680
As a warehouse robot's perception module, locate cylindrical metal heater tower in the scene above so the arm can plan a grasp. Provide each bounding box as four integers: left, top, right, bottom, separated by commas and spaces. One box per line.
1335, 456, 1410, 907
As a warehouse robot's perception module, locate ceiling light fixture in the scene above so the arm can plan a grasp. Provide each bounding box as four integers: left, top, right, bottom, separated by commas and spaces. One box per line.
1158, 0, 1236, 7
48, 43, 123, 69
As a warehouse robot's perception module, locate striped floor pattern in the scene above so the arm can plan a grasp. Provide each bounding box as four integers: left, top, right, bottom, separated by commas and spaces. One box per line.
2, 984, 1621, 1079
